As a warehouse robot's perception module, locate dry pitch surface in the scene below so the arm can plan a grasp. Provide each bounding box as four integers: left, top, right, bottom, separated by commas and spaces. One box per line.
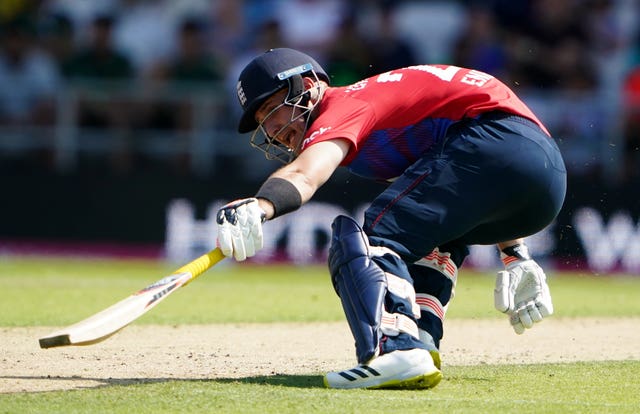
2, 317, 640, 393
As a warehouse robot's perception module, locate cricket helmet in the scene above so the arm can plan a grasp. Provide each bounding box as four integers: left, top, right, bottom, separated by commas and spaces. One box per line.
236, 48, 329, 133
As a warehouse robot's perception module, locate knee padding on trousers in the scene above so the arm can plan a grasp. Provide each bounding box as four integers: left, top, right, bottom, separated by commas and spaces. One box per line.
329, 215, 387, 364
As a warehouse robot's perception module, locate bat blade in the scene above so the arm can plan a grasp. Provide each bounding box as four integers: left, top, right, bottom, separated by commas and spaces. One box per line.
39, 248, 224, 349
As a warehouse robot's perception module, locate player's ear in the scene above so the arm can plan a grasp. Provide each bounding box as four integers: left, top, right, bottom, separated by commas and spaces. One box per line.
304, 76, 322, 101
302, 76, 316, 88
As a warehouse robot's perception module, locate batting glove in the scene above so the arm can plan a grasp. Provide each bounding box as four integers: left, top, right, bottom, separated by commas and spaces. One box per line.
493, 244, 553, 334
216, 198, 266, 261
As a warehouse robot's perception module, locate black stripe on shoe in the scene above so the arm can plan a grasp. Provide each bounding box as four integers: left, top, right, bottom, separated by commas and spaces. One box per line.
337, 365, 381, 382
349, 368, 369, 378
361, 366, 381, 377
338, 371, 357, 381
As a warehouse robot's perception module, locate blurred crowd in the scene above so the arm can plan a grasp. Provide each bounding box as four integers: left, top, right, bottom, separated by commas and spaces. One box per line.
1, 0, 640, 183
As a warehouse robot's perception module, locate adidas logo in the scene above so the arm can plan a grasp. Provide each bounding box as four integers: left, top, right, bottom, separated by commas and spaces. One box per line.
337, 365, 381, 381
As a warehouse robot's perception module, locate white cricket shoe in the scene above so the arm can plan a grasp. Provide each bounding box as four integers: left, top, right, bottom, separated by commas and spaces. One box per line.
324, 348, 442, 390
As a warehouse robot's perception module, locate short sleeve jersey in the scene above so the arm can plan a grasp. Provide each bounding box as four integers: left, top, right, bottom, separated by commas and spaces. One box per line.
300, 65, 549, 181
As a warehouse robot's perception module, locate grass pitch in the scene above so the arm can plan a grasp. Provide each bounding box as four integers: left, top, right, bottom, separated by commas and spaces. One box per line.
2, 256, 639, 326
5, 362, 640, 414
1, 256, 639, 413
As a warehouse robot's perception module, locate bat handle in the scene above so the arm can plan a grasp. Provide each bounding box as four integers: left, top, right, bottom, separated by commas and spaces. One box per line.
174, 248, 226, 280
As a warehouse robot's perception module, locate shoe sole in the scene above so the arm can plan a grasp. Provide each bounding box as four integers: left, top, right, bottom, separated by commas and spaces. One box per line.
366, 369, 443, 390
430, 350, 442, 370
323, 368, 442, 390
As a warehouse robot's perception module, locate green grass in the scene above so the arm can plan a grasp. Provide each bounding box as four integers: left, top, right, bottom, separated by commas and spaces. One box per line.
450, 268, 640, 318
0, 257, 344, 326
1, 256, 639, 326
1, 256, 639, 413
2, 362, 639, 413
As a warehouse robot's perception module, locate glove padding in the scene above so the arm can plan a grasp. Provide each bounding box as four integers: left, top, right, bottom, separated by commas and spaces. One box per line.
216, 198, 266, 261
494, 259, 553, 334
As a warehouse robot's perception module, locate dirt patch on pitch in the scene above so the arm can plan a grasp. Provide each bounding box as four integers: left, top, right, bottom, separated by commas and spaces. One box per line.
2, 317, 639, 393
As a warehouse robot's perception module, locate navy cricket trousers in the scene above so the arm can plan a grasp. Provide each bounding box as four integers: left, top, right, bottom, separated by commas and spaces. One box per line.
363, 112, 567, 263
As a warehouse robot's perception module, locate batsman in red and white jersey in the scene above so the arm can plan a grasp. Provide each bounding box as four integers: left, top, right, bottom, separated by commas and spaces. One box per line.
216, 48, 567, 390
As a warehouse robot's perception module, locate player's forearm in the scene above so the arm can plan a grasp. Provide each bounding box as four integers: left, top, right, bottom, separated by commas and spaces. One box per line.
255, 171, 313, 220
257, 139, 347, 220
271, 170, 318, 202
256, 170, 321, 220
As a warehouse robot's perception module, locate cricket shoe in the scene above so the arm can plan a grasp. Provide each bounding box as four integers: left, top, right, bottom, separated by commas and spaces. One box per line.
323, 348, 442, 390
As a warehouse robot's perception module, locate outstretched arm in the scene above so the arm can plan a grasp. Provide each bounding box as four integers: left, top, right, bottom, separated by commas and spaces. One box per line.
257, 138, 351, 219
217, 138, 350, 260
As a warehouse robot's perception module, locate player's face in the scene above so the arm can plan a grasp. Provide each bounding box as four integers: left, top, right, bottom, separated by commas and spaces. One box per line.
255, 89, 308, 152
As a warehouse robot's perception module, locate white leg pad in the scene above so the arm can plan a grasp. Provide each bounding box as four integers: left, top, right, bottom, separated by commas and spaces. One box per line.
380, 310, 420, 339
385, 273, 421, 318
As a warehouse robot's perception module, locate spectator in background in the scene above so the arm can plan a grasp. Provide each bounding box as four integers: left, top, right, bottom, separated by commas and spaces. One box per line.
452, 6, 507, 77
487, 0, 531, 34
62, 14, 134, 126
584, 0, 625, 63
0, 0, 40, 25
251, 18, 286, 52
147, 17, 225, 131
365, 1, 419, 75
37, 13, 75, 67
582, 0, 633, 91
0, 17, 60, 170
621, 66, 640, 183
62, 14, 135, 174
273, 0, 346, 58
63, 14, 133, 82
323, 13, 372, 86
164, 18, 224, 84
40, 0, 120, 41
546, 37, 599, 91
0, 19, 59, 126
169, 17, 225, 173
205, 0, 246, 65
111, 0, 176, 76
503, 0, 598, 91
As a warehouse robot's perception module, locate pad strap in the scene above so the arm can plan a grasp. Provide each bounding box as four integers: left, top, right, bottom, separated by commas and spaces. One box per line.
381, 311, 420, 338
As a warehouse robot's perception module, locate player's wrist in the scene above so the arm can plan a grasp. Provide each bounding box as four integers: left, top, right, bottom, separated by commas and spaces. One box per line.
500, 243, 531, 267
256, 198, 275, 220
255, 177, 302, 219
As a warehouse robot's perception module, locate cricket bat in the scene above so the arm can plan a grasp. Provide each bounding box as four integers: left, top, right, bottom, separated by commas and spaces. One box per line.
39, 248, 225, 349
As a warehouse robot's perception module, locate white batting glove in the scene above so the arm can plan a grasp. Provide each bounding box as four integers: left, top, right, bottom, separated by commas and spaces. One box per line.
494, 245, 553, 334
216, 198, 266, 261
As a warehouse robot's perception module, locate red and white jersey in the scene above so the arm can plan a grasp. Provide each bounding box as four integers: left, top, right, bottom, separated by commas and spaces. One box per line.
301, 65, 549, 181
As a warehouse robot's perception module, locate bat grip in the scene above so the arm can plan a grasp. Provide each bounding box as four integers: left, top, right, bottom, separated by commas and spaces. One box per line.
174, 248, 226, 279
